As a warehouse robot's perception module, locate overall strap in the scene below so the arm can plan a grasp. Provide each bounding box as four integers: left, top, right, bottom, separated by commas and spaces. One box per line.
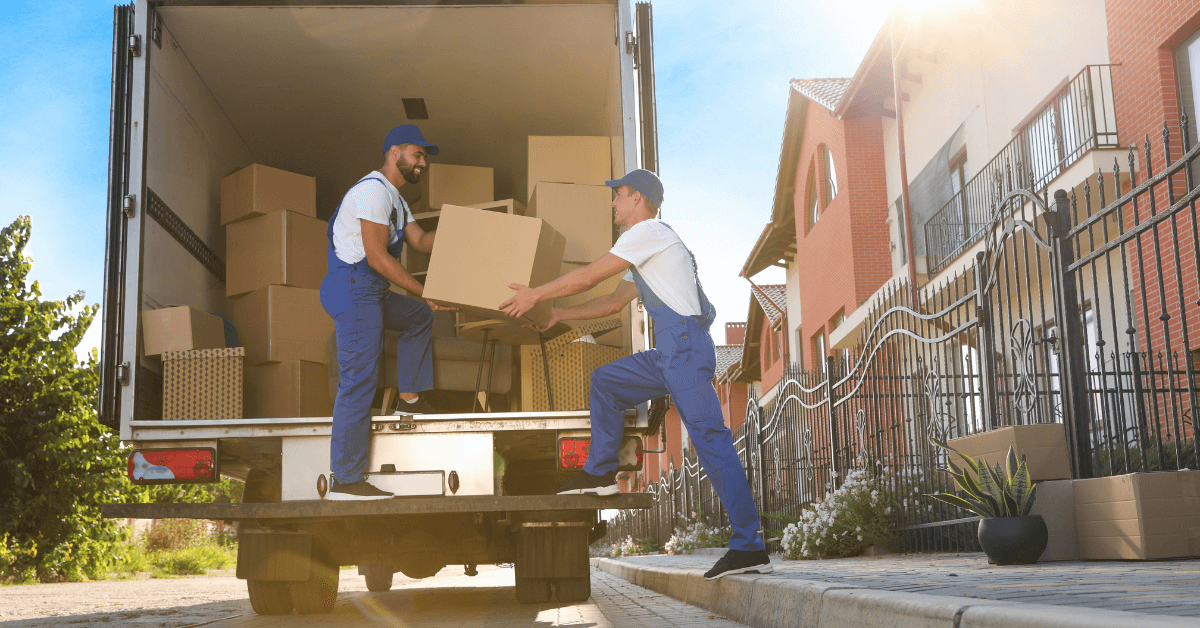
327, 176, 406, 252
654, 221, 717, 329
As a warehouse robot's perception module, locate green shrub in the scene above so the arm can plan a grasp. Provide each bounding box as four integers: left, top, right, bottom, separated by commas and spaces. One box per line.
780, 469, 896, 560
151, 545, 233, 577
143, 520, 208, 552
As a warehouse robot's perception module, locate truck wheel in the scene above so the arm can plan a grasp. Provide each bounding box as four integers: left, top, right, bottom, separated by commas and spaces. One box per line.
246, 580, 293, 615
363, 564, 393, 592
290, 546, 339, 614
514, 576, 552, 604
554, 576, 591, 603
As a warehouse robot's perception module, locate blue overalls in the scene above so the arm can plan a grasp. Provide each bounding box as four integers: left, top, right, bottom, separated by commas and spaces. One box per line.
319, 175, 434, 485
582, 228, 765, 552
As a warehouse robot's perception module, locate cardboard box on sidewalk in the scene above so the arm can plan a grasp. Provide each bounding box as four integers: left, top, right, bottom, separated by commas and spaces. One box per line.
947, 424, 1071, 481
1028, 479, 1080, 562
226, 210, 328, 297
142, 305, 227, 356
526, 136, 611, 201
162, 347, 244, 420
245, 360, 332, 418
1074, 471, 1200, 560
527, 183, 614, 262
420, 163, 493, 210
220, 164, 316, 225
232, 285, 334, 366
422, 205, 566, 327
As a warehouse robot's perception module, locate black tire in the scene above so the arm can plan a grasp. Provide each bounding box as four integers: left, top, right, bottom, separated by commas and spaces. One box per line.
363, 564, 394, 592
246, 580, 293, 615
554, 576, 591, 603
290, 546, 339, 614
514, 576, 552, 604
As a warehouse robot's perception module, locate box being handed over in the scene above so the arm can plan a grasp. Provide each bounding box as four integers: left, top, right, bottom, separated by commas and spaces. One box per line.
422, 205, 566, 327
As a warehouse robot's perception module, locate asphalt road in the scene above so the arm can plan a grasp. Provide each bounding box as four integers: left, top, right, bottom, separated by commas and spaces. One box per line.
0, 564, 748, 627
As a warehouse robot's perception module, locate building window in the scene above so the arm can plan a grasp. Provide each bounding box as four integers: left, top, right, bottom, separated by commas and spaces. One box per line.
823, 146, 838, 205
807, 165, 819, 227
1177, 28, 1200, 144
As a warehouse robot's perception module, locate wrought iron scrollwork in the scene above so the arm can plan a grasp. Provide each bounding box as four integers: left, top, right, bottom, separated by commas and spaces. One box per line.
1010, 319, 1037, 423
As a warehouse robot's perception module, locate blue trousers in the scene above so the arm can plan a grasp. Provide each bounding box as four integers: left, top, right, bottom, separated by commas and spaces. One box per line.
320, 264, 433, 484
582, 343, 765, 552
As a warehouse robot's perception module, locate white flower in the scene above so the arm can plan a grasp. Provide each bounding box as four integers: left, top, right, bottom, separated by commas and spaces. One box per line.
857, 535, 863, 541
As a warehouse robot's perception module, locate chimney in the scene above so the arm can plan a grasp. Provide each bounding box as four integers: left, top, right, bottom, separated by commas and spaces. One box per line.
725, 322, 747, 345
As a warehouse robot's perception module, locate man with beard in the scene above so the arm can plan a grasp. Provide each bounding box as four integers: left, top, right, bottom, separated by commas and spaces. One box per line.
320, 125, 446, 500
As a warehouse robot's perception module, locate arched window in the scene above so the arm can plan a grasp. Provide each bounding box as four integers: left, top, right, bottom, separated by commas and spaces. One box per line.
807, 164, 819, 227
823, 146, 838, 205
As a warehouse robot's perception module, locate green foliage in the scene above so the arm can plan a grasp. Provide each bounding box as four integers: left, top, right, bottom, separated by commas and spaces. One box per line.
925, 438, 1036, 519
780, 469, 896, 560
663, 511, 732, 555
148, 544, 234, 577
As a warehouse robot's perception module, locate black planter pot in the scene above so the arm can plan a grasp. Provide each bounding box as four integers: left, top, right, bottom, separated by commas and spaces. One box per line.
977, 515, 1048, 565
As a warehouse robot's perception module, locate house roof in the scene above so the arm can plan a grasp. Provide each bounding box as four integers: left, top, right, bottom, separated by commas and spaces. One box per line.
715, 345, 742, 381
790, 78, 852, 113
833, 16, 896, 120
752, 284, 787, 326
735, 284, 788, 384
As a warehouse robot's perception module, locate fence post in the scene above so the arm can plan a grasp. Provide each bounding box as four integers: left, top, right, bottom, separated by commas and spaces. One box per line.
826, 355, 841, 489
973, 251, 1000, 431
1049, 189, 1095, 479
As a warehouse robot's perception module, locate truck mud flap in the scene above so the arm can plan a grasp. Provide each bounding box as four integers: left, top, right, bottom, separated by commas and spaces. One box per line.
236, 529, 312, 582
515, 521, 591, 580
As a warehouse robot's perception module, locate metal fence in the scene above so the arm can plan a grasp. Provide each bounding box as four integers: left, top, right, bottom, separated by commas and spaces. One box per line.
603, 123, 1199, 554
925, 65, 1119, 275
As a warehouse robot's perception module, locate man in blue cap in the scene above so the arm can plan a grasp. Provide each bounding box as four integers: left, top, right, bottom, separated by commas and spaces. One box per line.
320, 125, 448, 500
500, 169, 771, 579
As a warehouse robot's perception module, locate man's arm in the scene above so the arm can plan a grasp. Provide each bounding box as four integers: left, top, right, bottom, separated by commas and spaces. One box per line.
362, 219, 425, 295
541, 280, 639, 330
404, 221, 435, 254
500, 253, 631, 319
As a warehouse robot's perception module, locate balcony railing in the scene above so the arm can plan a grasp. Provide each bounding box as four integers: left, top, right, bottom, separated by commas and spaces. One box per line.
923, 64, 1119, 274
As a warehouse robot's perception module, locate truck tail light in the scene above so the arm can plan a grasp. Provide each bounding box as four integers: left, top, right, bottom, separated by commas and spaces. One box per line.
557, 437, 643, 471
127, 448, 216, 484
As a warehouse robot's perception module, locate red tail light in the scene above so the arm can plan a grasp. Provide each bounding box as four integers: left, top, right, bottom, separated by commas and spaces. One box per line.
128, 448, 217, 484
557, 437, 643, 471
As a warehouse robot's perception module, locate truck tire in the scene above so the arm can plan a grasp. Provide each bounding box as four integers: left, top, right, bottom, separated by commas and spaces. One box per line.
290, 546, 339, 614
514, 576, 552, 604
554, 576, 590, 603
246, 580, 293, 615
363, 564, 393, 592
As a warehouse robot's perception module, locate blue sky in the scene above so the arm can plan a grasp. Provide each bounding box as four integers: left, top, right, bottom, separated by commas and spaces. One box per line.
0, 0, 895, 359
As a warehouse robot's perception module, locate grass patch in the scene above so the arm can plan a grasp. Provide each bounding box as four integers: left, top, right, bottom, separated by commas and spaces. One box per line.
108, 520, 236, 580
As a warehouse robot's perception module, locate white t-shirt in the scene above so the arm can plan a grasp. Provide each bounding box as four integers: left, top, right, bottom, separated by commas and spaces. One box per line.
330, 171, 413, 264
609, 219, 703, 316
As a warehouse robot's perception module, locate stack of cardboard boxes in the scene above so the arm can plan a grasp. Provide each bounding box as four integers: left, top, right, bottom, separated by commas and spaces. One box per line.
223, 163, 333, 418
143, 305, 241, 421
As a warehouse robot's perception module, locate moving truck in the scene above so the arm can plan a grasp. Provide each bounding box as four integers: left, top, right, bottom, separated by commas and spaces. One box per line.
99, 0, 662, 614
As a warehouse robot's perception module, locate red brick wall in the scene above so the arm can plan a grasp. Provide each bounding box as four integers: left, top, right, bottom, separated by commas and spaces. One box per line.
792, 105, 892, 368
725, 322, 747, 345
759, 320, 788, 393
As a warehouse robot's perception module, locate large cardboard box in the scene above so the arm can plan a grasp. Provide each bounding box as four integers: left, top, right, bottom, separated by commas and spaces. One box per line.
142, 306, 226, 356
1074, 471, 1200, 560
232, 285, 334, 366
422, 205, 566, 327
526, 136, 611, 201
162, 348, 243, 420
527, 183, 614, 262
947, 424, 1071, 481
226, 210, 327, 297
420, 163, 493, 210
246, 360, 332, 418
1028, 479, 1080, 562
220, 164, 316, 225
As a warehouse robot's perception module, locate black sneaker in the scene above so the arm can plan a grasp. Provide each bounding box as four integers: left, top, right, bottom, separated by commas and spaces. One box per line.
392, 396, 441, 415
327, 478, 394, 501
703, 550, 773, 580
556, 470, 618, 496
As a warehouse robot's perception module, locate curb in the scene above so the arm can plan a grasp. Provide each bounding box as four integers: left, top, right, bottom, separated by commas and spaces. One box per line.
590, 558, 1196, 628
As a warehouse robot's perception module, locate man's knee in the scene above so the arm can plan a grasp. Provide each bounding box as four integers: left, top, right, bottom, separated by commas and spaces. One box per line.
590, 362, 623, 391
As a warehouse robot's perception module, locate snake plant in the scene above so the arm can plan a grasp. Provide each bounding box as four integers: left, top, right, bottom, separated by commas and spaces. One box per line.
925, 438, 1036, 519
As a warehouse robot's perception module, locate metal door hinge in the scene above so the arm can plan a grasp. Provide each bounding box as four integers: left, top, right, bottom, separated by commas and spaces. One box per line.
129, 34, 141, 58
122, 194, 136, 218
116, 362, 131, 386
625, 31, 636, 55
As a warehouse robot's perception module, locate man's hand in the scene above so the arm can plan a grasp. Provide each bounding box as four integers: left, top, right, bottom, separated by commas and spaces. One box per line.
538, 308, 563, 332
426, 299, 455, 312
500, 283, 539, 319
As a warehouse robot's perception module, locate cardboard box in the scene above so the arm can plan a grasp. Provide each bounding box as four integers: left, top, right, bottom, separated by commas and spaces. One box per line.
947, 424, 1071, 481
142, 306, 227, 356
526, 136, 611, 201
226, 210, 327, 298
1028, 479, 1079, 562
527, 183, 614, 262
162, 347, 243, 420
422, 205, 566, 327
245, 360, 332, 418
232, 285, 334, 366
221, 164, 316, 225
1074, 471, 1200, 560
520, 321, 625, 411
420, 163, 493, 210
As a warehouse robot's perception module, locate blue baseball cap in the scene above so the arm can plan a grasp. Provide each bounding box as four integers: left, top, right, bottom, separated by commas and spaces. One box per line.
382, 125, 439, 156
605, 169, 663, 206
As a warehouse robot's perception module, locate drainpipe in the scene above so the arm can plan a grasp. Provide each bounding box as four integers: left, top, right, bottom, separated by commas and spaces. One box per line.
890, 14, 919, 307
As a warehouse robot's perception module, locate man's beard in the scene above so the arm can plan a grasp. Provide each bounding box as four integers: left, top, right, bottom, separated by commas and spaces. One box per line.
397, 157, 423, 185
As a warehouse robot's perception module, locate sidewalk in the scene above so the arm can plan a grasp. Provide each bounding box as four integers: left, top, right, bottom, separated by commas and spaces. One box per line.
591, 552, 1200, 627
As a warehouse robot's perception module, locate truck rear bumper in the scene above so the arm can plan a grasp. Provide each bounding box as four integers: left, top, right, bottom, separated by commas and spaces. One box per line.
101, 493, 651, 521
